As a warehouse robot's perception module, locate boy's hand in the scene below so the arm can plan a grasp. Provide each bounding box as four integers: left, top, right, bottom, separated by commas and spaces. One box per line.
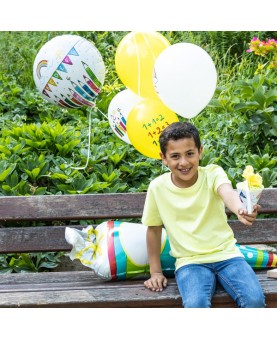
237, 204, 261, 226
144, 273, 167, 292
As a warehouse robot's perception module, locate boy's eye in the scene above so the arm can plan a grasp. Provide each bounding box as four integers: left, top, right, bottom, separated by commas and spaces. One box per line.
187, 152, 194, 156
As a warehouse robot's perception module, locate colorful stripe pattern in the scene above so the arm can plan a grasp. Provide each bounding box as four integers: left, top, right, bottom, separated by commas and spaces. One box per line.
106, 221, 149, 280
237, 244, 277, 268
105, 222, 277, 280
109, 110, 127, 139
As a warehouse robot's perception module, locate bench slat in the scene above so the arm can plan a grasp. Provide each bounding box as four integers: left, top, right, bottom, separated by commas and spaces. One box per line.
0, 193, 146, 221
0, 219, 276, 254
0, 271, 276, 308
0, 188, 275, 222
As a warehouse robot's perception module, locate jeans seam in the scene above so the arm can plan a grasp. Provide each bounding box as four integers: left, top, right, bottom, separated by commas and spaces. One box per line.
208, 274, 216, 305
217, 273, 245, 307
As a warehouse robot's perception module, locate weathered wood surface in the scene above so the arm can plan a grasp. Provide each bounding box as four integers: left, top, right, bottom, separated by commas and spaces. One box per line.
0, 193, 147, 221
0, 270, 276, 308
0, 188, 276, 308
0, 188, 275, 222
0, 219, 276, 254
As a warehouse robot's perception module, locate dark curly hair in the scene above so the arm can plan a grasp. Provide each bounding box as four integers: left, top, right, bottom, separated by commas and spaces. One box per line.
159, 122, 201, 155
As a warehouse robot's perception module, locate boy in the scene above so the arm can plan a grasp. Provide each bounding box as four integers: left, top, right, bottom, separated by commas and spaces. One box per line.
142, 121, 265, 308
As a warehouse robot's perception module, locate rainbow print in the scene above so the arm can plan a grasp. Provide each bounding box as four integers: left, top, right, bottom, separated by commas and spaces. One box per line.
36, 60, 48, 79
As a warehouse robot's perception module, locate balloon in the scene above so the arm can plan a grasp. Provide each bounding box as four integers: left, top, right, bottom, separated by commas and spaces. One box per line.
154, 43, 217, 118
65, 221, 277, 281
115, 31, 170, 99
126, 98, 179, 159
108, 89, 142, 144
33, 34, 105, 108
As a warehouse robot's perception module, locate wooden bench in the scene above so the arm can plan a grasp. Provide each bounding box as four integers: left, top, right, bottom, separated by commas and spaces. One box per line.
0, 188, 276, 308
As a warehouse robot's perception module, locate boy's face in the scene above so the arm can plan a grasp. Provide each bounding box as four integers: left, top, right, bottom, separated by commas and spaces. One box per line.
160, 137, 203, 188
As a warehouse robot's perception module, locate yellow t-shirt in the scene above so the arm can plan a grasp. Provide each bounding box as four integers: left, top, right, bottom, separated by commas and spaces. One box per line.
141, 164, 243, 271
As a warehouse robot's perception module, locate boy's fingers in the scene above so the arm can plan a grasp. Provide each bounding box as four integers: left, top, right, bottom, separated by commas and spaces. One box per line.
144, 277, 167, 292
253, 204, 261, 212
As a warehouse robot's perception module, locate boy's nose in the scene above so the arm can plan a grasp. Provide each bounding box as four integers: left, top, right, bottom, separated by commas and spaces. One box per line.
179, 157, 188, 166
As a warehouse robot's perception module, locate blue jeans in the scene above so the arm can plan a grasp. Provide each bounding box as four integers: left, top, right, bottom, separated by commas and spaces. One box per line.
175, 257, 265, 308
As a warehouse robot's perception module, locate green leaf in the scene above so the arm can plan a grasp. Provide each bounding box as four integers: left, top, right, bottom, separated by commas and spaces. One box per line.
0, 145, 11, 156
253, 86, 265, 107
265, 89, 277, 106
0, 162, 16, 181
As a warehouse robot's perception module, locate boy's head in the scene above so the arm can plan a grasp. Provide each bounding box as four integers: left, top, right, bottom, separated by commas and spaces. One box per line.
159, 122, 201, 155
159, 121, 203, 188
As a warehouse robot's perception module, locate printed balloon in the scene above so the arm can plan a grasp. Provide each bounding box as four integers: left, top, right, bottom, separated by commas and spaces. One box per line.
126, 98, 179, 159
33, 34, 105, 108
108, 89, 142, 144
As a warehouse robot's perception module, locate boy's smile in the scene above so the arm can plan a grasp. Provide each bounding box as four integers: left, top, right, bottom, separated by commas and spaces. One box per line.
160, 137, 203, 188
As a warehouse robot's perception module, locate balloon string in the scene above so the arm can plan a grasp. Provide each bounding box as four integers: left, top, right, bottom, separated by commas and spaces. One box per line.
71, 105, 108, 171
71, 109, 92, 170
133, 33, 141, 97
95, 106, 108, 120
142, 32, 156, 65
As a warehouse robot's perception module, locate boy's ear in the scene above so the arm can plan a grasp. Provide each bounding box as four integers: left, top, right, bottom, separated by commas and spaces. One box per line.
160, 152, 167, 165
199, 145, 204, 160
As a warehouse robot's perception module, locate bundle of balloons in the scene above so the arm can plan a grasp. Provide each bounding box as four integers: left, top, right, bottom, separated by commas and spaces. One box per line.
33, 32, 217, 160
108, 31, 217, 159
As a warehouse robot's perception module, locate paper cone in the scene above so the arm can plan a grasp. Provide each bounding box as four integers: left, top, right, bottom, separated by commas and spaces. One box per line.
237, 244, 277, 269
65, 223, 277, 281
236, 182, 263, 214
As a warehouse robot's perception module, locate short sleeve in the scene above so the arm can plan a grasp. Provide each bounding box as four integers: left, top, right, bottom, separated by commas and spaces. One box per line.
141, 183, 163, 227
206, 164, 231, 193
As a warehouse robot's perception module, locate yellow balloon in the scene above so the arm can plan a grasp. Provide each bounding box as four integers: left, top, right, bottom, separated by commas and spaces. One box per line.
115, 31, 170, 99
126, 98, 179, 159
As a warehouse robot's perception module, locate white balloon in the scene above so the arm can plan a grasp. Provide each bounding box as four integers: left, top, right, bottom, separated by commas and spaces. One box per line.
108, 89, 142, 144
33, 34, 105, 108
154, 43, 217, 118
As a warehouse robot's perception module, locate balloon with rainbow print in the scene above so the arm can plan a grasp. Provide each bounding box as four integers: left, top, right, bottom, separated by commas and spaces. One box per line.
65, 221, 277, 281
33, 34, 105, 109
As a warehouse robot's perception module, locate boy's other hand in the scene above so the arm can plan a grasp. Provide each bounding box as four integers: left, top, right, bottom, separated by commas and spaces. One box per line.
237, 204, 261, 226
144, 273, 167, 292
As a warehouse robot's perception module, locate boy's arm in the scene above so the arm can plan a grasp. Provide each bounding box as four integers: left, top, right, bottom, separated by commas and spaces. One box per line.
144, 226, 167, 292
217, 183, 260, 226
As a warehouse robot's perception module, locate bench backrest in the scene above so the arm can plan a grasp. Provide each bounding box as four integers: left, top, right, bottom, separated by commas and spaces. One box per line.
0, 188, 276, 254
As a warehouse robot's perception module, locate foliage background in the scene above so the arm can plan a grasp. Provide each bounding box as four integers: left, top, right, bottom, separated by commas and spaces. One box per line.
0, 31, 276, 272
